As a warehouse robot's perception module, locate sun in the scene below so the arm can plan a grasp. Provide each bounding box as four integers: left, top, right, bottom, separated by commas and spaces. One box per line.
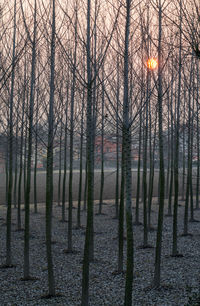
146, 57, 158, 70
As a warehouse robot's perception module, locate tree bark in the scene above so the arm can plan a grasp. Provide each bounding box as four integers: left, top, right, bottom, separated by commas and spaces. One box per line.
98, 70, 105, 215
135, 111, 142, 225
153, 0, 165, 287
77, 93, 85, 228
195, 64, 199, 210
24, 0, 37, 279
6, 0, 17, 267
123, 1, 133, 305
81, 1, 94, 303
172, 0, 182, 256
17, 57, 26, 231
68, 4, 78, 251
45, 0, 56, 296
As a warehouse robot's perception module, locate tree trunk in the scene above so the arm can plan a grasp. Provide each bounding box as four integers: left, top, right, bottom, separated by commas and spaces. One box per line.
172, 0, 182, 256
195, 64, 199, 210
45, 0, 56, 296
153, 0, 165, 287
182, 87, 186, 200
68, 4, 78, 252
189, 80, 195, 221
34, 74, 39, 214
57, 120, 63, 207
115, 55, 120, 219
6, 0, 17, 267
142, 68, 149, 247
13, 109, 19, 209
61, 97, 68, 222
118, 147, 125, 273
165, 92, 170, 200
23, 114, 27, 204
83, 160, 87, 211
123, 2, 133, 305
183, 58, 193, 235
77, 93, 84, 228
135, 111, 142, 225
24, 0, 37, 279
98, 70, 105, 215
81, 1, 94, 303
17, 58, 26, 231
168, 80, 174, 217
147, 100, 156, 230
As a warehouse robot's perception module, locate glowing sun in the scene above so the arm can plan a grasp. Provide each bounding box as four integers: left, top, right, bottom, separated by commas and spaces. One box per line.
146, 57, 158, 70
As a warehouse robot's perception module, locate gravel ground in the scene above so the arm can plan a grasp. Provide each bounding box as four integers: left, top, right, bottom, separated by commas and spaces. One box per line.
0, 198, 199, 305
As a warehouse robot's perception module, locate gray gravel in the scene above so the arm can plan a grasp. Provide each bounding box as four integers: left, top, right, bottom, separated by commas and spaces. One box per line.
0, 199, 199, 305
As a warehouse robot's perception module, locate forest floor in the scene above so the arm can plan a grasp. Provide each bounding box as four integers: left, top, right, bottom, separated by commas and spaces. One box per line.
0, 198, 199, 305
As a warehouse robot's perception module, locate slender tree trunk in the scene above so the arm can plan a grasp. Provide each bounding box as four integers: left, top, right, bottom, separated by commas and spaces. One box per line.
189, 82, 195, 222
68, 4, 78, 252
83, 160, 87, 211
33, 135, 38, 214
182, 88, 186, 200
183, 133, 190, 235
118, 146, 125, 273
6, 0, 17, 267
123, 2, 133, 305
13, 109, 19, 209
98, 71, 105, 215
17, 58, 26, 231
172, 0, 182, 256
61, 95, 68, 222
135, 15, 145, 225
153, 0, 165, 287
183, 59, 193, 235
89, 1, 98, 262
57, 120, 63, 207
5, 138, 9, 206
165, 92, 170, 199
135, 111, 142, 225
45, 0, 56, 296
147, 98, 154, 230
23, 114, 27, 204
168, 81, 174, 217
34, 75, 39, 214
24, 0, 37, 279
142, 69, 149, 247
77, 93, 84, 228
115, 55, 120, 219
148, 115, 157, 230
81, 0, 94, 303
195, 65, 199, 210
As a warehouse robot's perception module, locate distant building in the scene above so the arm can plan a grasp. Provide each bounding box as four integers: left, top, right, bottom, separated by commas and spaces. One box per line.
0, 152, 5, 172
95, 136, 121, 164
0, 134, 7, 173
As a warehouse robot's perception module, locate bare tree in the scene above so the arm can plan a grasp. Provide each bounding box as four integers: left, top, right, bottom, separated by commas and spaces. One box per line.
172, 0, 183, 257
153, 0, 165, 288
81, 0, 94, 303
67, 1, 78, 253
21, 0, 37, 280
5, 0, 17, 268
45, 0, 56, 296
123, 1, 134, 303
